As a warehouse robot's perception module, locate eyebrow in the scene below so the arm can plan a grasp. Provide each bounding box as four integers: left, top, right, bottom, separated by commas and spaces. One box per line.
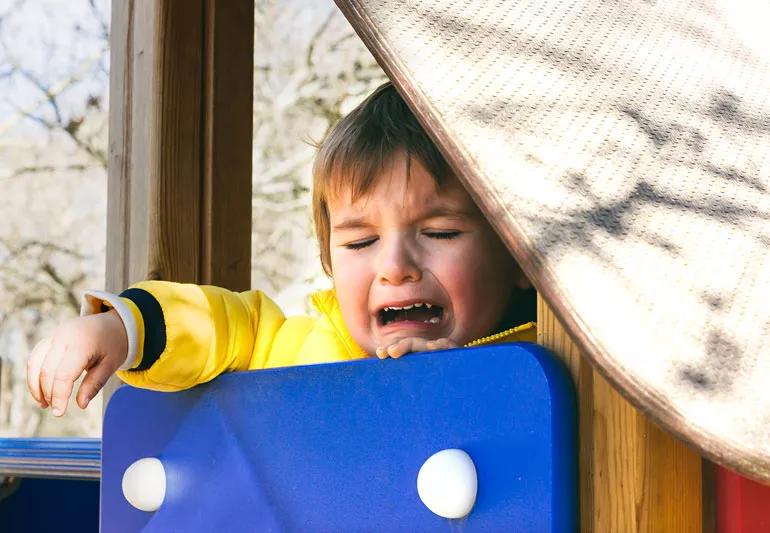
332, 217, 374, 231
331, 206, 477, 231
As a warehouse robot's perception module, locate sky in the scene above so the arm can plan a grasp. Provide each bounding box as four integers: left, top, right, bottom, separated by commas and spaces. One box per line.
0, 0, 110, 141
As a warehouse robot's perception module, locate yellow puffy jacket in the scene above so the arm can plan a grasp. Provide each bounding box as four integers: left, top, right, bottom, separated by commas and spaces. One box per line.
85, 281, 536, 392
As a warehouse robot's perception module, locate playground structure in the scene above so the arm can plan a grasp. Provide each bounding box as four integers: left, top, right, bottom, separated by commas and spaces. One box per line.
2, 0, 770, 531
101, 344, 577, 530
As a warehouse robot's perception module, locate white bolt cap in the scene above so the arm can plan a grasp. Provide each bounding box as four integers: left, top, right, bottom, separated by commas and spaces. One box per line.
121, 457, 166, 512
417, 448, 478, 519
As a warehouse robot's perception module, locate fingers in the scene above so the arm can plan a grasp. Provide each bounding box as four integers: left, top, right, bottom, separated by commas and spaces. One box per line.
28, 313, 127, 416
76, 362, 115, 410
27, 337, 52, 408
376, 337, 459, 359
49, 349, 91, 417
426, 338, 458, 351
377, 337, 425, 359
40, 340, 68, 410
36, 329, 92, 417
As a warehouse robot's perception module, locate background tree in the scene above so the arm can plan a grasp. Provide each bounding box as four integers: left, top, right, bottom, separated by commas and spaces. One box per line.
0, 0, 110, 438
0, 0, 385, 438
251, 1, 386, 313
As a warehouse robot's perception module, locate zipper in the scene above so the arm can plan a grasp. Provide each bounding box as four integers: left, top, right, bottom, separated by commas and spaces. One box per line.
464, 321, 536, 348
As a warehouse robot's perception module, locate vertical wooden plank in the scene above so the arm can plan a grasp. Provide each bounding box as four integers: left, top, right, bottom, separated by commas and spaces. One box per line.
148, 0, 205, 283
107, 0, 204, 290
105, 0, 133, 294
105, 0, 254, 406
123, 0, 156, 286
538, 294, 702, 531
538, 294, 595, 530
201, 0, 254, 291
104, 0, 145, 408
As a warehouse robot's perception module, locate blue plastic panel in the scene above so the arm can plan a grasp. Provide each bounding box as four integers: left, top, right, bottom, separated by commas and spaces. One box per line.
102, 343, 576, 532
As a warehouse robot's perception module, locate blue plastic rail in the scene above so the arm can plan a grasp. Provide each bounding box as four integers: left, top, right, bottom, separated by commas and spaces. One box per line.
0, 438, 100, 480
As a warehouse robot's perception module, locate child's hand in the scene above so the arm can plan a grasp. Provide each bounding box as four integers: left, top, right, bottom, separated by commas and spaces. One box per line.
375, 337, 459, 359
26, 310, 128, 417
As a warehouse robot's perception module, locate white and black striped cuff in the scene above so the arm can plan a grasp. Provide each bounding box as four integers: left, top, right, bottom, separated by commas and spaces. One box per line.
80, 290, 138, 371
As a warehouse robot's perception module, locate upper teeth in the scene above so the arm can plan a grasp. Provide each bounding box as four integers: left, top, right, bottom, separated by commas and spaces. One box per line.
384, 302, 432, 311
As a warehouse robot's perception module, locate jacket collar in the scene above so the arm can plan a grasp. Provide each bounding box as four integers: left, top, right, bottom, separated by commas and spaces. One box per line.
310, 289, 368, 358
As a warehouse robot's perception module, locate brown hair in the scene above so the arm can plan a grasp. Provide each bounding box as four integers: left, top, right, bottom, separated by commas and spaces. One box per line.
312, 81, 452, 275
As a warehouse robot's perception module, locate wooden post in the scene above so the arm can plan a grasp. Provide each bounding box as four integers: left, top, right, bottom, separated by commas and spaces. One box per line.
201, 0, 254, 288
105, 0, 254, 407
538, 294, 703, 531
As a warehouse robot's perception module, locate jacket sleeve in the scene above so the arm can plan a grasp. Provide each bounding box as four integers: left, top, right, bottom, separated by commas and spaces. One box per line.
93, 280, 289, 391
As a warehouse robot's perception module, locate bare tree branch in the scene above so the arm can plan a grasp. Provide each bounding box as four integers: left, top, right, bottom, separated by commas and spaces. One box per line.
87, 0, 109, 41
3, 162, 97, 179
0, 238, 87, 261
306, 8, 338, 69
40, 263, 82, 312
15, 68, 64, 124
0, 0, 108, 439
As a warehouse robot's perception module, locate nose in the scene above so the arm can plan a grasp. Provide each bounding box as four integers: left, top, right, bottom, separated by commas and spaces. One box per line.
376, 234, 422, 285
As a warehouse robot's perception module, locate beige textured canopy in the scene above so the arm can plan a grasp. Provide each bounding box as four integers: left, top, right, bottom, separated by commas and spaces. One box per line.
335, 0, 770, 481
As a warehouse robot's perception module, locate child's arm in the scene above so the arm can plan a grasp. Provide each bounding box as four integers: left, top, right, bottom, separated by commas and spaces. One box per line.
27, 280, 290, 415
27, 309, 128, 416
95, 280, 287, 392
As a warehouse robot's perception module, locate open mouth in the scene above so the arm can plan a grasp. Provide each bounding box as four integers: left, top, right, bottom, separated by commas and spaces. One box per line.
377, 302, 444, 326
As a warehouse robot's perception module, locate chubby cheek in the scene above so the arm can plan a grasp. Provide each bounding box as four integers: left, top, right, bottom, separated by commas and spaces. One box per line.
442, 241, 514, 341
330, 253, 376, 352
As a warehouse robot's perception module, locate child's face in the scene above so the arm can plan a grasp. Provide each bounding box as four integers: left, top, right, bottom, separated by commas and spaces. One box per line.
328, 152, 524, 355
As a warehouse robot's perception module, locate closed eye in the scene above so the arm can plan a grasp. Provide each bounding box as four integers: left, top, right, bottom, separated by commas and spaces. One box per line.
424, 230, 461, 240
344, 238, 377, 250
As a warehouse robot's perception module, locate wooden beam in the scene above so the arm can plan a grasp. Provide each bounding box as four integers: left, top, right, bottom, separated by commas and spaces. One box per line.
105, 0, 133, 293
107, 0, 204, 290
105, 0, 254, 406
538, 294, 702, 532
201, 0, 254, 290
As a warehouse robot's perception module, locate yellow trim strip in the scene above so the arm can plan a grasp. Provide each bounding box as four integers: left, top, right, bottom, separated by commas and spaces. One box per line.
464, 321, 536, 347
